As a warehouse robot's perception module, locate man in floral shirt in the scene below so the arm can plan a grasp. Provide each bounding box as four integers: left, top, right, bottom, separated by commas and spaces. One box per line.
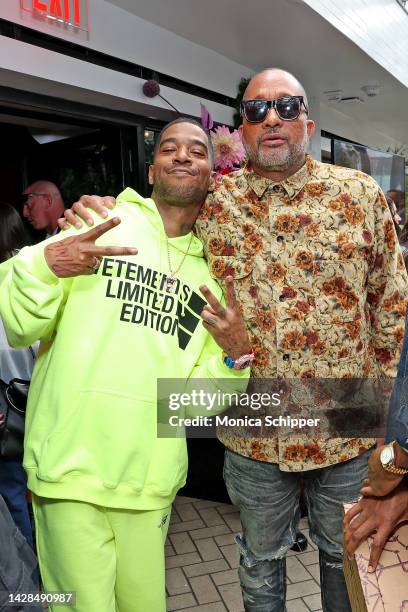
62, 69, 407, 612
196, 68, 407, 611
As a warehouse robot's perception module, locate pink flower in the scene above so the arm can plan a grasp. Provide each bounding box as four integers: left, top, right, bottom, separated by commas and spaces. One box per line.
211, 126, 245, 171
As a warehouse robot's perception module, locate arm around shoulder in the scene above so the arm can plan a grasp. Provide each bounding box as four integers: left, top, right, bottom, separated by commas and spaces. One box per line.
0, 242, 70, 348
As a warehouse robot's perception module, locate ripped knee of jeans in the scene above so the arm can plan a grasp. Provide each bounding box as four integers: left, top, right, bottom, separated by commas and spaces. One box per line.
235, 534, 287, 567
235, 534, 286, 592
235, 534, 258, 569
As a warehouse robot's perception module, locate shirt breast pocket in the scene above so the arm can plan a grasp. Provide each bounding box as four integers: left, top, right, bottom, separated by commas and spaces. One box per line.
312, 258, 368, 323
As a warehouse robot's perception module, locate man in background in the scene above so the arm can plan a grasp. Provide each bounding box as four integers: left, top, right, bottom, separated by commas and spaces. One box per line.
387, 189, 406, 226
22, 180, 65, 239
344, 306, 408, 573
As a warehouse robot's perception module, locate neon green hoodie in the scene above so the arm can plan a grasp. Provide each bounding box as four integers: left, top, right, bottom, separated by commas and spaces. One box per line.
0, 189, 248, 510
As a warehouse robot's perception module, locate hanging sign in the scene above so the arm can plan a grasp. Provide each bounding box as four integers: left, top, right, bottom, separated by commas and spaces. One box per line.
20, 0, 90, 32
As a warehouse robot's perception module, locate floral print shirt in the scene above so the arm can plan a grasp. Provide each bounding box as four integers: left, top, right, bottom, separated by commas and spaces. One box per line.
195, 155, 408, 471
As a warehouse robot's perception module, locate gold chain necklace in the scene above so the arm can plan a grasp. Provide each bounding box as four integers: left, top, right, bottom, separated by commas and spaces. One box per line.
165, 232, 193, 293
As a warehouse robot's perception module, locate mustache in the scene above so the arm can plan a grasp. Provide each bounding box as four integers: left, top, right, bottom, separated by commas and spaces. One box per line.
165, 165, 198, 175
259, 129, 287, 142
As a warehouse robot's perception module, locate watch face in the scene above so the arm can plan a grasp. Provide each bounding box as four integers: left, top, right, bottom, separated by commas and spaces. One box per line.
381, 446, 394, 465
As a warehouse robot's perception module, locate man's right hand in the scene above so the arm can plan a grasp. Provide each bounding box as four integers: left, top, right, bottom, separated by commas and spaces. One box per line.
45, 217, 137, 277
344, 484, 408, 572
58, 195, 116, 230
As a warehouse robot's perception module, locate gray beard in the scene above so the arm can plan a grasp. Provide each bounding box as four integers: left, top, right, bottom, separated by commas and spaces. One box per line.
243, 132, 308, 172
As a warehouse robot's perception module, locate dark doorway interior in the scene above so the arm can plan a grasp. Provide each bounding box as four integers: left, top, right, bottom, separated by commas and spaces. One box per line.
180, 439, 230, 503
0, 116, 127, 242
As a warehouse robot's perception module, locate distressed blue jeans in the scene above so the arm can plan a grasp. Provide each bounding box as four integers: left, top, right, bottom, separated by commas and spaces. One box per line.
0, 495, 41, 612
224, 449, 372, 612
0, 460, 33, 547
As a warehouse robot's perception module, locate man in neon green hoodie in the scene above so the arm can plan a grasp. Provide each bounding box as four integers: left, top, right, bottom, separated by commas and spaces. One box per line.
0, 118, 251, 612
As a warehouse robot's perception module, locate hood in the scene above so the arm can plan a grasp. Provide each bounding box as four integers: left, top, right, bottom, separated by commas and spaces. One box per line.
117, 188, 204, 258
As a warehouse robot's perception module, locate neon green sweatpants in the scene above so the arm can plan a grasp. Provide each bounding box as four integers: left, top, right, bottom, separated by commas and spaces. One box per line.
32, 496, 171, 612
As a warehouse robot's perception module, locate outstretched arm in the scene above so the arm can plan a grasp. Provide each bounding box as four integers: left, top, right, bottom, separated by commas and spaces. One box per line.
0, 217, 136, 347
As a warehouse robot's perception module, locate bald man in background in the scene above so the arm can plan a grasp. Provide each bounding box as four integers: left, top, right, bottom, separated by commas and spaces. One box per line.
23, 181, 65, 239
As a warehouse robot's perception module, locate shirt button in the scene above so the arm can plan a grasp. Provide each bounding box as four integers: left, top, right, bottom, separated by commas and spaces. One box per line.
279, 295, 286, 302
282, 354, 290, 361
277, 235, 284, 242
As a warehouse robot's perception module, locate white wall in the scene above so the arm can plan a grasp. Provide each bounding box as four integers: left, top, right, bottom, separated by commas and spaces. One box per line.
0, 0, 252, 98
0, 36, 236, 125
304, 0, 408, 89
321, 102, 405, 151
0, 0, 406, 151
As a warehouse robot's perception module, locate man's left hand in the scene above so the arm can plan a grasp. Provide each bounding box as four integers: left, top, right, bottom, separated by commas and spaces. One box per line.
199, 276, 251, 360
360, 445, 404, 497
344, 484, 408, 572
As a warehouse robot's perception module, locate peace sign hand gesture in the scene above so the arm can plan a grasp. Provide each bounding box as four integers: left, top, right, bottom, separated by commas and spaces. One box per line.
44, 217, 137, 278
199, 276, 251, 359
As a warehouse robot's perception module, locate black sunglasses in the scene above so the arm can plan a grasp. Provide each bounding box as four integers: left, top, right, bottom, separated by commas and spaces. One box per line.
240, 96, 309, 123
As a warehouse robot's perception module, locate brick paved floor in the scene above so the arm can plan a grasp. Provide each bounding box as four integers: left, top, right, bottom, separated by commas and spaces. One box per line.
166, 496, 322, 612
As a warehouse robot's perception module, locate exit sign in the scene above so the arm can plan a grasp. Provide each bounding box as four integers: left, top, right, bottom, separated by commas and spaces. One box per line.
20, 0, 90, 32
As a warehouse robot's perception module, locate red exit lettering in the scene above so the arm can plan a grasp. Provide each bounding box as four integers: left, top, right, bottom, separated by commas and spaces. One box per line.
31, 0, 82, 26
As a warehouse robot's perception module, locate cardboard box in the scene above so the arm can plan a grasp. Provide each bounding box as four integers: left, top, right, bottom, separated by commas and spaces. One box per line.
343, 502, 408, 611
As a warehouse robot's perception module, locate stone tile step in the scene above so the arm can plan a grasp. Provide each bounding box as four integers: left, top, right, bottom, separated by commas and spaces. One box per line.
286, 599, 310, 612
166, 552, 202, 570
306, 563, 320, 585
175, 496, 201, 506
177, 503, 201, 522
286, 580, 321, 600
165, 543, 176, 557
303, 593, 322, 611
195, 538, 224, 561
286, 556, 313, 583
167, 592, 197, 611
222, 513, 241, 533
170, 532, 197, 555
189, 525, 232, 541
198, 507, 227, 527
184, 559, 230, 578
214, 534, 236, 547
296, 550, 319, 566
169, 519, 205, 535
211, 569, 239, 586
220, 544, 239, 569
190, 575, 221, 605
178, 603, 227, 612
215, 504, 239, 515
193, 499, 224, 510
166, 567, 191, 596
217, 583, 244, 612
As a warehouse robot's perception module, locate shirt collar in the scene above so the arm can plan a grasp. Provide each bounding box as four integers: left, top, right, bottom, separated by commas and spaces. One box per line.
244, 154, 315, 200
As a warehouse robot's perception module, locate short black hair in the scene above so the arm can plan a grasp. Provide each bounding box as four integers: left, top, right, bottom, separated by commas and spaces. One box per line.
153, 117, 214, 167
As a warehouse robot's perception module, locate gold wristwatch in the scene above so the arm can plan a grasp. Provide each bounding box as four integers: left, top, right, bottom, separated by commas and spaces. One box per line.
380, 441, 408, 475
